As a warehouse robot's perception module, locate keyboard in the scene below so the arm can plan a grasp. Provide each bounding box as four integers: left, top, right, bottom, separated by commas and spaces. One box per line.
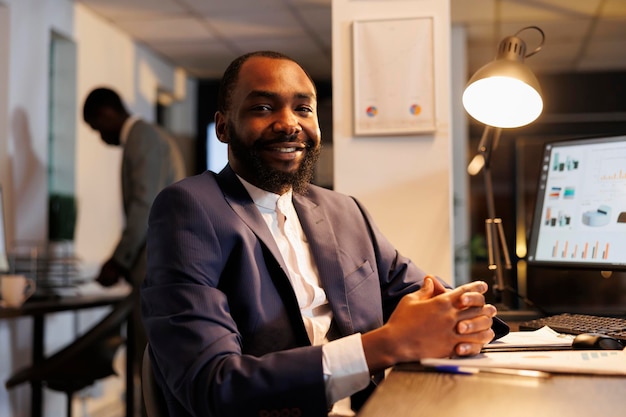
518, 313, 626, 342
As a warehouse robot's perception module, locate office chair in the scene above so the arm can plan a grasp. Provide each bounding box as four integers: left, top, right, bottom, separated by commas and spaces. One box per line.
142, 343, 169, 417
5, 292, 134, 417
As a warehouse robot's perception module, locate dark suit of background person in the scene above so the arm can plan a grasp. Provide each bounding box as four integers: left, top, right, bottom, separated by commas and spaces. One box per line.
141, 52, 496, 417
83, 87, 187, 376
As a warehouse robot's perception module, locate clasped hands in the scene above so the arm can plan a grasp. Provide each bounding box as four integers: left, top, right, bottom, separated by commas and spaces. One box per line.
362, 276, 496, 373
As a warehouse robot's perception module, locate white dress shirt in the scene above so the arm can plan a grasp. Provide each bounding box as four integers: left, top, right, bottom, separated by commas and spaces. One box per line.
239, 178, 370, 416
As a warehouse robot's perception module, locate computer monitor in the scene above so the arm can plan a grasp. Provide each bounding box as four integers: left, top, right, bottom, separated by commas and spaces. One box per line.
527, 134, 626, 272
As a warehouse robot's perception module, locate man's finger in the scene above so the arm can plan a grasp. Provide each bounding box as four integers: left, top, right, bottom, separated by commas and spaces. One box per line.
429, 275, 449, 296
456, 313, 494, 335
414, 276, 435, 300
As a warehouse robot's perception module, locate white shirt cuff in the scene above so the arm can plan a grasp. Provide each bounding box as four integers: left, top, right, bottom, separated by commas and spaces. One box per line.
322, 333, 370, 406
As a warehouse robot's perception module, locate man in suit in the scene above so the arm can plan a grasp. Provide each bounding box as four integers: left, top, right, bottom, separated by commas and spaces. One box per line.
83, 87, 186, 376
141, 51, 498, 417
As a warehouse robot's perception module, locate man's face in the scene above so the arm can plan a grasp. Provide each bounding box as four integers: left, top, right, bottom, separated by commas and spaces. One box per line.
215, 57, 322, 194
86, 108, 122, 146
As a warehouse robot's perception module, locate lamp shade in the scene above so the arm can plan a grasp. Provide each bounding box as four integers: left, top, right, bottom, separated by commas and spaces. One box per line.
462, 33, 543, 128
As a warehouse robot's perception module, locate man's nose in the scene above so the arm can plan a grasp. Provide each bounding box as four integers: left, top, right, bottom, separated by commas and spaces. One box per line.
272, 109, 302, 136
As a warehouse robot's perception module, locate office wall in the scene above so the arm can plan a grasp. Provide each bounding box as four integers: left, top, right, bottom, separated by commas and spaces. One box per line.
332, 0, 455, 283
0, 1, 197, 416
0, 2, 77, 416
0, 0, 75, 247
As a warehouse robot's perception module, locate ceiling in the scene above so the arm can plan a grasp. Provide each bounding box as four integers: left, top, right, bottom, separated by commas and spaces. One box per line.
75, 0, 626, 80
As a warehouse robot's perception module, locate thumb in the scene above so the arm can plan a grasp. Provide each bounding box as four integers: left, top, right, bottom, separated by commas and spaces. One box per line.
414, 275, 436, 300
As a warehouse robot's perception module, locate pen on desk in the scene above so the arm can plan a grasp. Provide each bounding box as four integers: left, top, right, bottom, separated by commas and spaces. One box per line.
428, 365, 551, 378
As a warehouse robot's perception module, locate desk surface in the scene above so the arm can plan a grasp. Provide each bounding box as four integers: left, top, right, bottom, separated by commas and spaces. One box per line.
357, 363, 626, 417
0, 289, 130, 319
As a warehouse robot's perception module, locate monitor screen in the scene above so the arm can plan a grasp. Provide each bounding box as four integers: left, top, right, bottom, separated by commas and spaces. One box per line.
526, 135, 626, 271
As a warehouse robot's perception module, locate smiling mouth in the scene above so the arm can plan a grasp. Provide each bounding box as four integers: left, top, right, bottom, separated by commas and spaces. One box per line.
272, 146, 303, 153
265, 142, 308, 153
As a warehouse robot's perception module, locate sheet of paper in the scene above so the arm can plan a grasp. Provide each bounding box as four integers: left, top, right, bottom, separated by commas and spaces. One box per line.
77, 280, 132, 296
421, 349, 626, 375
484, 326, 574, 351
53, 280, 132, 297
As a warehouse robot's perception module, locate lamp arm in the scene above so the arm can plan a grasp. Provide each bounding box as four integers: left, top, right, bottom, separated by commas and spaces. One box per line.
478, 126, 511, 300
477, 126, 502, 169
483, 158, 505, 294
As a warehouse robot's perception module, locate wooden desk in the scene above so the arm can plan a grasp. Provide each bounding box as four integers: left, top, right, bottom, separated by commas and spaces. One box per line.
0, 291, 133, 417
357, 363, 626, 417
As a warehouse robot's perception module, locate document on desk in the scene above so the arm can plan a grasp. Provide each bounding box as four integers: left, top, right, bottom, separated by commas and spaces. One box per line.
52, 280, 132, 297
76, 280, 132, 296
483, 326, 574, 351
421, 348, 626, 376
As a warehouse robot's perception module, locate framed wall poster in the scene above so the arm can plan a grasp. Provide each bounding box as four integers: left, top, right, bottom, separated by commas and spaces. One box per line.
352, 17, 435, 136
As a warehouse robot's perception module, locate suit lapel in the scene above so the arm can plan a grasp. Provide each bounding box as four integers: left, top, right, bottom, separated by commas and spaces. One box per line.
214, 167, 310, 345
215, 167, 288, 272
294, 193, 354, 336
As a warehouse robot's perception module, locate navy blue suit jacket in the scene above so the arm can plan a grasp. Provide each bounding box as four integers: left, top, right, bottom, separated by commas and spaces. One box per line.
141, 165, 430, 417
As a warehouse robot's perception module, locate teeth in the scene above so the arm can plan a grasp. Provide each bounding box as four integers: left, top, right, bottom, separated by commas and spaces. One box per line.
276, 147, 297, 153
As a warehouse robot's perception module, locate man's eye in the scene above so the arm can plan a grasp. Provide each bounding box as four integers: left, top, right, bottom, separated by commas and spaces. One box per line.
252, 105, 272, 111
297, 106, 314, 113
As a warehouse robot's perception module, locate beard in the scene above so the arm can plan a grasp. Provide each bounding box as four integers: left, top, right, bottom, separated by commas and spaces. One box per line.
228, 123, 321, 194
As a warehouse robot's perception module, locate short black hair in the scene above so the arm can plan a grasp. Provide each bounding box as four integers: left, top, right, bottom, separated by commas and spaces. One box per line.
216, 51, 316, 114
83, 87, 128, 121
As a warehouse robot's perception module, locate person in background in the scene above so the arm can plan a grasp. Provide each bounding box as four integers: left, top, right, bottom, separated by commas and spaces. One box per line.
83, 87, 186, 379
141, 51, 499, 417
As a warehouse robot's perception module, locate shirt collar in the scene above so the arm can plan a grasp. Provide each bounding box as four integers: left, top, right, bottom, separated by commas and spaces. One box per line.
120, 116, 141, 146
237, 175, 293, 212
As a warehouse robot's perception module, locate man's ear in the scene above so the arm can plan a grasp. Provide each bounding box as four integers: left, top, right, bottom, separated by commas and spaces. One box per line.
214, 111, 228, 143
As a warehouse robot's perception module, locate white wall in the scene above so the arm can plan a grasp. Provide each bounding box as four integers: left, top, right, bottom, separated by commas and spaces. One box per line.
0, 2, 197, 416
2, 0, 74, 246
0, 2, 77, 416
332, 0, 455, 283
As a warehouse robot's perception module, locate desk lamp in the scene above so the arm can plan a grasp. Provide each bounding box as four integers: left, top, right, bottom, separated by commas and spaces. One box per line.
463, 26, 545, 302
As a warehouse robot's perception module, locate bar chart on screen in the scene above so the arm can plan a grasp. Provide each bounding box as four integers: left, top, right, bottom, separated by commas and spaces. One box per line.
547, 240, 611, 260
